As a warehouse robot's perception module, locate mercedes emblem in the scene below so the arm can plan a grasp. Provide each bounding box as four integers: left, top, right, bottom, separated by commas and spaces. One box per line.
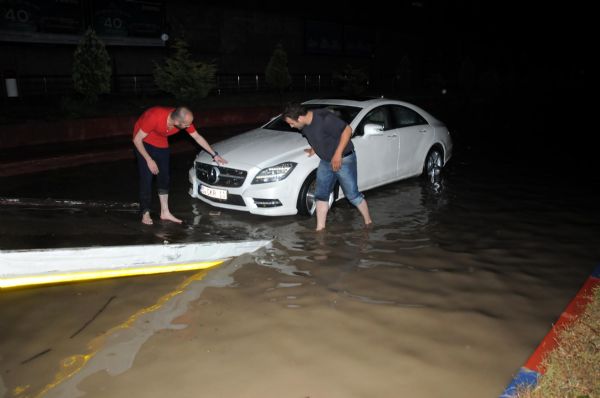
208, 166, 220, 184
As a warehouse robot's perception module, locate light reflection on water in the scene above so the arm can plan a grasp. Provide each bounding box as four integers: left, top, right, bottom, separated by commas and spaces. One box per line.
201, 161, 600, 319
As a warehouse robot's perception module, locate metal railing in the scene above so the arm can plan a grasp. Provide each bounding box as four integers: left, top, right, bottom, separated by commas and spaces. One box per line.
2, 73, 336, 98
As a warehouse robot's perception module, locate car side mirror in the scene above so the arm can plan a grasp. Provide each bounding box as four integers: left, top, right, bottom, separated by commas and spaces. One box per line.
363, 123, 384, 136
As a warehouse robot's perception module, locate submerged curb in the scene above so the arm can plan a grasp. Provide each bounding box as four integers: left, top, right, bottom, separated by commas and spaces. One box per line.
0, 240, 271, 289
500, 264, 600, 397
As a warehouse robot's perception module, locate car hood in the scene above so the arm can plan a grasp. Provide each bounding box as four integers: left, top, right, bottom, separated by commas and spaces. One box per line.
210, 128, 308, 167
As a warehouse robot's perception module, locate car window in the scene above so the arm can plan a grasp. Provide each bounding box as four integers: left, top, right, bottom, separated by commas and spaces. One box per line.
389, 105, 427, 128
263, 104, 362, 132
354, 106, 391, 136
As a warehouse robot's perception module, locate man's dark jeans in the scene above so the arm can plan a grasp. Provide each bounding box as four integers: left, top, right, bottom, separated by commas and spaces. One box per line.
134, 142, 170, 215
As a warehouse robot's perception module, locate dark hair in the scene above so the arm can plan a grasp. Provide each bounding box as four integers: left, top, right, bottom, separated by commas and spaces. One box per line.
282, 103, 307, 120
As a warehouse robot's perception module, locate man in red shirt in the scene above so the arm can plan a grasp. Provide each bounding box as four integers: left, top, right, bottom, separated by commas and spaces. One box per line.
133, 106, 226, 225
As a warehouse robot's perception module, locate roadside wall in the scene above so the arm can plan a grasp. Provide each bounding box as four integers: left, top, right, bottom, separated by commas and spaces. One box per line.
0, 106, 280, 149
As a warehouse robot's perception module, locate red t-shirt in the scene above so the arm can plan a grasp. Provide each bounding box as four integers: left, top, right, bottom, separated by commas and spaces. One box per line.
133, 106, 197, 148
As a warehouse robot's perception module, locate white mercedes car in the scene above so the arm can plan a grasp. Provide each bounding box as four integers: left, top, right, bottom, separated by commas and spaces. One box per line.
188, 97, 452, 216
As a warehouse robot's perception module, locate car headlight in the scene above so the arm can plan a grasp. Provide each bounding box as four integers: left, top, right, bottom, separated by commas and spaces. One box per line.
252, 162, 297, 184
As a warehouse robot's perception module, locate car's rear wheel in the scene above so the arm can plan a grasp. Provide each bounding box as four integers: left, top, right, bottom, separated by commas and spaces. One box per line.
423, 147, 444, 181
296, 171, 335, 216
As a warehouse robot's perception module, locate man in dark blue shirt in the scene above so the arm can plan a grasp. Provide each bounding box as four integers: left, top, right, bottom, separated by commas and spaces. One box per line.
283, 103, 372, 231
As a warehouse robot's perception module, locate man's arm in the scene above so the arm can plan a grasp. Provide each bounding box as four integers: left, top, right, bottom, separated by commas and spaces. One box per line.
331, 125, 352, 171
189, 131, 227, 165
133, 129, 159, 174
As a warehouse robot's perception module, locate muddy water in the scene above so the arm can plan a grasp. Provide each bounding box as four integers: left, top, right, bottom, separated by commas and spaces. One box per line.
1, 143, 599, 398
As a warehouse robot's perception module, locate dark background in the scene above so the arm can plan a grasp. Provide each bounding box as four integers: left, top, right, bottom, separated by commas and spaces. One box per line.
0, 1, 589, 85
0, 0, 593, 173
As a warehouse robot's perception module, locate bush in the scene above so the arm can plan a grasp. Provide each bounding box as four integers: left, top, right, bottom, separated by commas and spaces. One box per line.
153, 38, 217, 103
333, 64, 369, 96
265, 43, 292, 94
72, 28, 111, 104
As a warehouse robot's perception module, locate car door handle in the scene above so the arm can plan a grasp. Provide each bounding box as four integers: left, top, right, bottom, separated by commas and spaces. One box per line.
418, 128, 428, 133
387, 134, 398, 137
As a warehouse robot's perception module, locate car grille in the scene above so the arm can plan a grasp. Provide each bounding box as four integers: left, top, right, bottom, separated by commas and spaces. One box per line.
195, 162, 247, 188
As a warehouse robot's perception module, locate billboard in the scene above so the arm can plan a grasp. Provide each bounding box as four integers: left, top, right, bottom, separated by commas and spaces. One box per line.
305, 20, 374, 57
0, 0, 164, 45
0, 0, 84, 34
92, 0, 163, 38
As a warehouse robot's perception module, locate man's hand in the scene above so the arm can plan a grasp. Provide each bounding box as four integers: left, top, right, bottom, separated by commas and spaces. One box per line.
331, 153, 342, 171
214, 155, 228, 165
147, 158, 159, 175
304, 148, 315, 157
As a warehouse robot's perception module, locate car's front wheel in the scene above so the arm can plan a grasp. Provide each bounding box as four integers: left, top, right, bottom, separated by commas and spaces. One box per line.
296, 171, 335, 216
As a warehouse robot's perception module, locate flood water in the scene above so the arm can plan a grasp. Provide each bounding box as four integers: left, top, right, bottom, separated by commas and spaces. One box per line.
1, 100, 599, 397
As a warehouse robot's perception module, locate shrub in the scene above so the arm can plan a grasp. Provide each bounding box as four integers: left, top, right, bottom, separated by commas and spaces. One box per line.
333, 64, 369, 96
153, 38, 217, 103
265, 43, 292, 94
72, 28, 111, 103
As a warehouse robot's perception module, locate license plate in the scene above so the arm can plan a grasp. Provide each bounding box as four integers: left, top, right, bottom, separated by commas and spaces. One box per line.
200, 185, 228, 200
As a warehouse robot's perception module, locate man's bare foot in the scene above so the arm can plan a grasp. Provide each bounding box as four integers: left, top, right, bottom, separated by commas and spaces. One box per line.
141, 213, 153, 225
160, 212, 183, 224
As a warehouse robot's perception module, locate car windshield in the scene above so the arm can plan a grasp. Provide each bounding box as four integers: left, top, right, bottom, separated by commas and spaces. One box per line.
263, 104, 362, 132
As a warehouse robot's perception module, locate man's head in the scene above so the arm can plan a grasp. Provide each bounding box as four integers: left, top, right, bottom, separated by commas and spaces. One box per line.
172, 107, 194, 129
283, 103, 310, 130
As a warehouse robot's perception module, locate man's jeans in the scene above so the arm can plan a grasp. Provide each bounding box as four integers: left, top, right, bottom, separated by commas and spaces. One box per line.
134, 142, 170, 214
315, 152, 364, 206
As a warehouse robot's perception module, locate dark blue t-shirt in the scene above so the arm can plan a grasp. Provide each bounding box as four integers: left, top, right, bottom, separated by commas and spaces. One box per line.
301, 109, 354, 161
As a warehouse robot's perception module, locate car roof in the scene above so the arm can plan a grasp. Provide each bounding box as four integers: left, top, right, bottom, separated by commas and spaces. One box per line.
303, 97, 410, 108
302, 97, 442, 125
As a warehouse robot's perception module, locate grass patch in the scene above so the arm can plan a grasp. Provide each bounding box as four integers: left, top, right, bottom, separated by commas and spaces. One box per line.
516, 285, 600, 398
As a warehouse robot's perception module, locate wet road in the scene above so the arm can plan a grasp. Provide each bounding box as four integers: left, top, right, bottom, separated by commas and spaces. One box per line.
1, 105, 599, 397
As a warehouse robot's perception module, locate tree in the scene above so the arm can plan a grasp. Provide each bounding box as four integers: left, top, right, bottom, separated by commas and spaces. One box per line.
333, 64, 369, 96
72, 28, 111, 103
265, 43, 292, 97
153, 38, 217, 103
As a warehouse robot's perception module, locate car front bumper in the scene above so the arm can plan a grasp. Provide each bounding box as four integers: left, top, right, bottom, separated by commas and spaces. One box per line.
188, 167, 299, 216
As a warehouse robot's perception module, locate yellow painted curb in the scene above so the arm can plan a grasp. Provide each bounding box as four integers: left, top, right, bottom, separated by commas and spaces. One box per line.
0, 259, 226, 289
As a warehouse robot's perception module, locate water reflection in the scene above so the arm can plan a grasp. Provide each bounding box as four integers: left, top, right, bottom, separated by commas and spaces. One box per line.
181, 176, 453, 291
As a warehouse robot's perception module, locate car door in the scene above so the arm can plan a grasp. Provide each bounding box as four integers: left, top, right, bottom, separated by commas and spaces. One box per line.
389, 105, 432, 178
352, 105, 399, 189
